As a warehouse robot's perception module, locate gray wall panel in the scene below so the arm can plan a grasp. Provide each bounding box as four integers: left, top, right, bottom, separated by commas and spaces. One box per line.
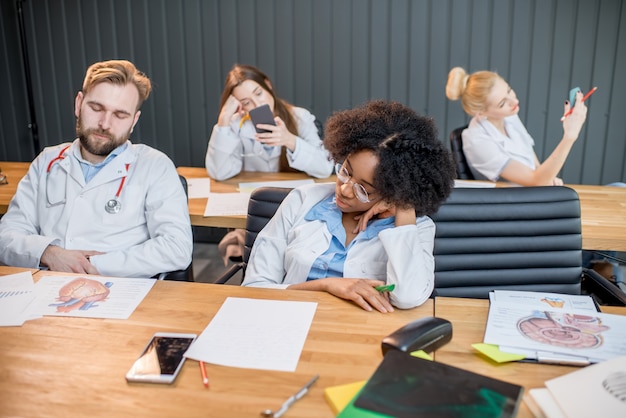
1, 0, 624, 185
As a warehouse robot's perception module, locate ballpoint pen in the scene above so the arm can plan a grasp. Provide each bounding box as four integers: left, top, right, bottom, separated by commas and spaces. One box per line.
199, 361, 209, 388
560, 86, 597, 121
261, 374, 319, 418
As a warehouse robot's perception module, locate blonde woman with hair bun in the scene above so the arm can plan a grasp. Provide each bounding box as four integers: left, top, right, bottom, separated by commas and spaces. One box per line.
447, 67, 625, 283
445, 66, 588, 186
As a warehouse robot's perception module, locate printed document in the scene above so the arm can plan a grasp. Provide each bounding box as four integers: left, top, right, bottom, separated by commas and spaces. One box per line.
0, 272, 38, 326
484, 291, 626, 363
28, 275, 156, 320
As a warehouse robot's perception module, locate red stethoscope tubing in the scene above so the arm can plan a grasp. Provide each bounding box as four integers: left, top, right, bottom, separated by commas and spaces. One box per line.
47, 145, 129, 200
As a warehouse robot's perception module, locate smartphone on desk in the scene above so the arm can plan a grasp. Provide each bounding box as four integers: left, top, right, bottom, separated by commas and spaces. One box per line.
248, 104, 276, 133
125, 332, 197, 384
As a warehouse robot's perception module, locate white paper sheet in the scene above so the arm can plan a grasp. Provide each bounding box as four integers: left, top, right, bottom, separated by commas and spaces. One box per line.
203, 192, 251, 216
453, 180, 496, 188
0, 272, 37, 326
186, 177, 211, 198
490, 290, 598, 312
28, 275, 156, 320
238, 179, 313, 193
184, 297, 317, 372
545, 355, 626, 418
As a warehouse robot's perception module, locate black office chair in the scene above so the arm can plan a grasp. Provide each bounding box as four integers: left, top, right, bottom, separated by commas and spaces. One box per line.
449, 125, 475, 180
431, 186, 626, 305
213, 187, 292, 284
157, 175, 194, 281
314, 118, 324, 139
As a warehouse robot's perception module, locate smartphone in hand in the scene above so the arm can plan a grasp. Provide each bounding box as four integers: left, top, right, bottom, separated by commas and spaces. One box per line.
248, 104, 276, 133
568, 87, 581, 107
125, 332, 197, 384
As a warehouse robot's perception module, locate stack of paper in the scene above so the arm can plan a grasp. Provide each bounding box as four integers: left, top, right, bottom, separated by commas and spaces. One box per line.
0, 272, 38, 326
526, 355, 626, 418
484, 290, 626, 364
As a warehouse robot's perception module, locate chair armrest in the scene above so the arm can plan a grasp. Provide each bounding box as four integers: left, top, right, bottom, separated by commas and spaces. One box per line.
581, 268, 626, 306
213, 262, 245, 284
157, 264, 194, 282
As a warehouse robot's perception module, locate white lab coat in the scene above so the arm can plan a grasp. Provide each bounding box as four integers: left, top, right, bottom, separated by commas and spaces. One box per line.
205, 106, 333, 180
0, 140, 193, 278
462, 114, 536, 181
242, 183, 435, 309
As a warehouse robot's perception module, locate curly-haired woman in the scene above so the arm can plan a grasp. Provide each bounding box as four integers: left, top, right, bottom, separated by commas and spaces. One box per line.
242, 100, 456, 311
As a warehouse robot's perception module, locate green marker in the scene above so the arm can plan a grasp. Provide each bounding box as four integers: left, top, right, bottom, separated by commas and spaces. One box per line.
374, 284, 395, 293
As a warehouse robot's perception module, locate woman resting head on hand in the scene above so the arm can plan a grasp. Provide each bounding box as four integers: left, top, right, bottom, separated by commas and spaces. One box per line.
242, 100, 456, 312
205, 63, 333, 181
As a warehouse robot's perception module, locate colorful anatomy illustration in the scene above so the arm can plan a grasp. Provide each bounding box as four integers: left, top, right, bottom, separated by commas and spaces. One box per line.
517, 311, 609, 349
49, 277, 113, 312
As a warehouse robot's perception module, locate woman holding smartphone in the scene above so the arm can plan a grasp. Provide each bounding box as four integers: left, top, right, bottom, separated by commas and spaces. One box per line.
446, 67, 624, 284
445, 66, 588, 186
205, 64, 333, 181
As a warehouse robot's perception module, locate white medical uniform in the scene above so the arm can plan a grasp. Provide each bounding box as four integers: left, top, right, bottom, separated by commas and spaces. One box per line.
242, 183, 435, 309
462, 114, 536, 181
205, 106, 333, 180
0, 139, 193, 278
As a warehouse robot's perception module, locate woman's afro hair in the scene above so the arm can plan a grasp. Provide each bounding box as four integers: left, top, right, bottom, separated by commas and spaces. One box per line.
323, 100, 456, 216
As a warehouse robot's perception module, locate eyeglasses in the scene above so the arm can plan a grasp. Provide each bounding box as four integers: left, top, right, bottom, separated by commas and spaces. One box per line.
335, 163, 373, 203
0, 167, 7, 185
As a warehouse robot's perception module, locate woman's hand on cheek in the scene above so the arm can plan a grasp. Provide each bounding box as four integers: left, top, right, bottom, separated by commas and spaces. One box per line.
218, 95, 244, 127
353, 201, 395, 233
322, 278, 394, 313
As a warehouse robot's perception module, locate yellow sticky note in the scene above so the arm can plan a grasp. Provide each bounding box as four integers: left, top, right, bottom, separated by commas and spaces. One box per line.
324, 380, 367, 415
472, 343, 526, 363
409, 350, 433, 361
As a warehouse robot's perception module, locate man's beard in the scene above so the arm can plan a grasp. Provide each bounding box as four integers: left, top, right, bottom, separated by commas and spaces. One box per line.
76, 115, 131, 157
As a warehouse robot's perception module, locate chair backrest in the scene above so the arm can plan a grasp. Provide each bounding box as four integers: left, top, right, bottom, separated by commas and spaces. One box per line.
449, 125, 475, 180
158, 175, 194, 281
431, 186, 583, 298
242, 187, 293, 263
314, 118, 324, 139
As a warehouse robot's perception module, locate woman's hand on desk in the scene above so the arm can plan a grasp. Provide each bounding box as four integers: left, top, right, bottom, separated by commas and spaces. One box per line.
288, 278, 394, 313
40, 245, 102, 275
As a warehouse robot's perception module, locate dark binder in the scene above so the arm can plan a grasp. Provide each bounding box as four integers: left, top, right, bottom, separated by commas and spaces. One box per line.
352, 350, 524, 418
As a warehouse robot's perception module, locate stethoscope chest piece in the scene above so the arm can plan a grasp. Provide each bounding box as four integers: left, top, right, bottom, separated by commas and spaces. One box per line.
105, 198, 122, 214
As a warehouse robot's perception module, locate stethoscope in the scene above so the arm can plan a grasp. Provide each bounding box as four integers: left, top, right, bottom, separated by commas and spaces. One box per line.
46, 146, 130, 214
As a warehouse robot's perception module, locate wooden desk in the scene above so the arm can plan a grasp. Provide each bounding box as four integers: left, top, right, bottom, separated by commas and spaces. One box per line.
0, 273, 432, 418
0, 266, 38, 276
2, 162, 625, 250
0, 161, 29, 214
176, 166, 334, 229
565, 184, 626, 251
433, 297, 626, 418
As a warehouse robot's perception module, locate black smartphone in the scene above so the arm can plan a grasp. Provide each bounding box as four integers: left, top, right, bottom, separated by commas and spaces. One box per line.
248, 104, 276, 133
125, 332, 197, 384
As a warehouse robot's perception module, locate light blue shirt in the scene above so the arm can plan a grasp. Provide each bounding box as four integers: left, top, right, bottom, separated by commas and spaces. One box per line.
73, 142, 128, 183
304, 195, 395, 280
